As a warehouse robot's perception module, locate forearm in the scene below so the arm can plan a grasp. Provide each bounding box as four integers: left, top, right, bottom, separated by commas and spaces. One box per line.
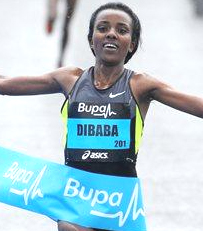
153, 87, 203, 119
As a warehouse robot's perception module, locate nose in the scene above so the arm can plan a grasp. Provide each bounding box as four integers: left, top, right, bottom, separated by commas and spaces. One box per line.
106, 27, 117, 39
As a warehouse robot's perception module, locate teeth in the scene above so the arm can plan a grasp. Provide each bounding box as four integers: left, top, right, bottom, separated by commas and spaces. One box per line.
104, 43, 117, 49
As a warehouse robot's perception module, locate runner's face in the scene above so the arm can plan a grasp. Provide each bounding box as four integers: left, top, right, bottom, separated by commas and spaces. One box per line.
91, 9, 135, 65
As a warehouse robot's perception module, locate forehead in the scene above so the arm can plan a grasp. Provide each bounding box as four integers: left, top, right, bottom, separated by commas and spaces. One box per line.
95, 9, 132, 26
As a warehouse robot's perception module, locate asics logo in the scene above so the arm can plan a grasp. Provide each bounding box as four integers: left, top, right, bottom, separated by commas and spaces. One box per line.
82, 150, 108, 160
109, 91, 125, 98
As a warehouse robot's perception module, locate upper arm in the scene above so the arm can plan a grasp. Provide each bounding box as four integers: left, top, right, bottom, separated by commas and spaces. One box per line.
130, 73, 156, 119
0, 66, 83, 96
0, 72, 62, 95
131, 72, 176, 104
131, 73, 203, 118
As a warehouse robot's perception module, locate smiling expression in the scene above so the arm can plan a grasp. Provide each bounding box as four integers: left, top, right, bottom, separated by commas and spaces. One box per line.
90, 9, 135, 66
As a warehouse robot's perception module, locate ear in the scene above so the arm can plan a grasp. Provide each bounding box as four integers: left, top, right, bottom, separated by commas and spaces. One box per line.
89, 40, 94, 49
128, 41, 136, 53
89, 39, 96, 56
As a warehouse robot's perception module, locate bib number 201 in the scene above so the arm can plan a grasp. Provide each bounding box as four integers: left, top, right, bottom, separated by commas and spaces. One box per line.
114, 140, 126, 148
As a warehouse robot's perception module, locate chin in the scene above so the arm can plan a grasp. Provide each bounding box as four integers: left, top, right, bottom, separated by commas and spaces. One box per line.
101, 57, 124, 66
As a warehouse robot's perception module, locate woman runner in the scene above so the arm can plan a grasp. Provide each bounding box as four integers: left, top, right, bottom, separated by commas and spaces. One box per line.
0, 2, 203, 231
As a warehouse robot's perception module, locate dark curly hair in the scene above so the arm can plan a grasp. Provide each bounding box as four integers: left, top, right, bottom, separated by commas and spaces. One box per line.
88, 2, 142, 64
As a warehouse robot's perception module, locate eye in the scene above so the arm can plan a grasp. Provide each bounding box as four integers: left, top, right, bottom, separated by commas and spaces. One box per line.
117, 27, 129, 35
96, 25, 108, 33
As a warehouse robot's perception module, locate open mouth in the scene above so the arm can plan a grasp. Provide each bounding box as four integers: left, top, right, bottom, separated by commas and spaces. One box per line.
103, 43, 118, 51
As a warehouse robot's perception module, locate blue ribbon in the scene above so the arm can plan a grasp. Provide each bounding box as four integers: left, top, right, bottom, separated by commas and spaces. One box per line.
0, 146, 146, 231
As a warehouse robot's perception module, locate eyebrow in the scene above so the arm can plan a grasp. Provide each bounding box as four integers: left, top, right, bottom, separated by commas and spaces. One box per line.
96, 20, 130, 27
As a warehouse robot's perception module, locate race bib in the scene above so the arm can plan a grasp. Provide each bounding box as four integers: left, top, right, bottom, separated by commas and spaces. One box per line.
66, 102, 136, 162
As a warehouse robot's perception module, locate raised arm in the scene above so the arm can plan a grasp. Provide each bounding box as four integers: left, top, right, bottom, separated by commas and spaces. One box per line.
150, 79, 203, 118
0, 66, 83, 96
130, 73, 203, 119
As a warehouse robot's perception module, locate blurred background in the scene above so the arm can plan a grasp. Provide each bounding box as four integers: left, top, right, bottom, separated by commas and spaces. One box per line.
0, 0, 203, 230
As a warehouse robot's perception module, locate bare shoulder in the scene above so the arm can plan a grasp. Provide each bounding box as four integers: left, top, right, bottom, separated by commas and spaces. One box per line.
53, 66, 83, 80
52, 66, 84, 95
130, 72, 169, 101
54, 66, 83, 77
130, 72, 154, 101
129, 72, 171, 119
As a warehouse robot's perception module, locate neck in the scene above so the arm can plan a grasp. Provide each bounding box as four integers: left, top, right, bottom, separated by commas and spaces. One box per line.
93, 62, 124, 89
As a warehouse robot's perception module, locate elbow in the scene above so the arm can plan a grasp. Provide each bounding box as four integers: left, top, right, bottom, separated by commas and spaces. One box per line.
192, 107, 203, 119
0, 80, 4, 95
195, 100, 203, 119
0, 78, 10, 95
198, 111, 203, 119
